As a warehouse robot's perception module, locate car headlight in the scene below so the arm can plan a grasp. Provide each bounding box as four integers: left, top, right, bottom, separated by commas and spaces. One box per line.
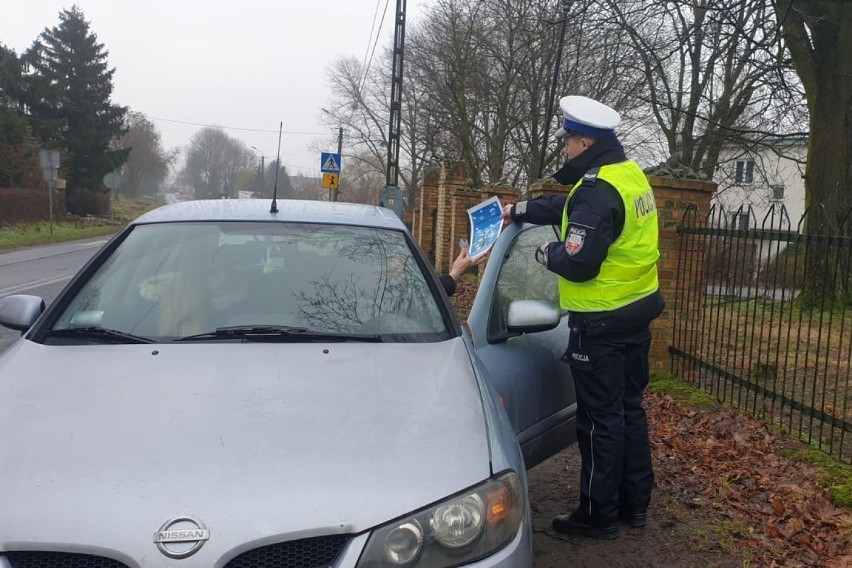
356, 471, 523, 567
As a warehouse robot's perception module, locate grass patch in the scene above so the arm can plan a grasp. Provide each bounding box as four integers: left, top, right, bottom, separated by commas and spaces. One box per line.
111, 195, 165, 221
0, 195, 164, 251
713, 520, 752, 554
649, 372, 719, 409
0, 221, 119, 250
777, 445, 852, 508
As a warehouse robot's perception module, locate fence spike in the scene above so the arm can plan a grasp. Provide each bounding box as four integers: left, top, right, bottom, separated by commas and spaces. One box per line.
838, 204, 852, 233
780, 203, 792, 231
761, 204, 774, 231
796, 205, 812, 234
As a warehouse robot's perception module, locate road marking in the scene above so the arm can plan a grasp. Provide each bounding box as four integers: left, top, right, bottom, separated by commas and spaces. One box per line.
75, 240, 108, 247
0, 274, 72, 296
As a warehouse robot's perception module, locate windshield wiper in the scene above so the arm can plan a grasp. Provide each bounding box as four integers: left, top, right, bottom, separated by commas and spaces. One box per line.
44, 327, 155, 344
174, 325, 382, 343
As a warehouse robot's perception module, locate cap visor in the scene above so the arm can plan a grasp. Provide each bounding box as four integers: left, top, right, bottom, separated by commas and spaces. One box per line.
554, 127, 568, 140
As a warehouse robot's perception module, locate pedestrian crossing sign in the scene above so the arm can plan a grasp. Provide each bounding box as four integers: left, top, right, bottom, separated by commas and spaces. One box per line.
320, 152, 341, 173
322, 173, 339, 189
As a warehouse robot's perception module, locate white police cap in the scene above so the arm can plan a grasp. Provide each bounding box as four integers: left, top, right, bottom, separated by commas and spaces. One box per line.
554, 95, 621, 139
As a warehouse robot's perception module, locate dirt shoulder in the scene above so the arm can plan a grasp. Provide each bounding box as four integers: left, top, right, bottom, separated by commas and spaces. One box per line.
528, 392, 852, 568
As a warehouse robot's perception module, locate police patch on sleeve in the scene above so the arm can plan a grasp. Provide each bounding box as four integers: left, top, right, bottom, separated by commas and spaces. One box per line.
565, 226, 586, 256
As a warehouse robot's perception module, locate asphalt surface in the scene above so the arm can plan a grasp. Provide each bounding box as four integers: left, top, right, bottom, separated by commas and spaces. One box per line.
0, 237, 109, 354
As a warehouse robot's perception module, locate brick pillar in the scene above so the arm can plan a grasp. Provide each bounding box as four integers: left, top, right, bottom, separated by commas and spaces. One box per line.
482, 186, 523, 208
649, 176, 717, 371
527, 180, 569, 200
416, 168, 440, 262
434, 162, 469, 273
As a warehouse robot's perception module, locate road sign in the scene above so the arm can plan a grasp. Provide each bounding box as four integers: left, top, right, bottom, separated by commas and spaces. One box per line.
39, 150, 61, 235
39, 150, 60, 181
103, 170, 123, 190
320, 152, 341, 173
39, 149, 60, 170
322, 173, 339, 190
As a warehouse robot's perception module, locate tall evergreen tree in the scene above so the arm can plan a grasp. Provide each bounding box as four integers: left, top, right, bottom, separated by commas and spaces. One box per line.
0, 44, 41, 188
0, 43, 23, 105
24, 6, 128, 212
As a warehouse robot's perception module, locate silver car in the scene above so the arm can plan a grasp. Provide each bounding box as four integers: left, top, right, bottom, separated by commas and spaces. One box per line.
0, 200, 576, 568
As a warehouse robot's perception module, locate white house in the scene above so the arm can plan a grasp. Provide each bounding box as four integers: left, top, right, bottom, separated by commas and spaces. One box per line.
712, 135, 807, 232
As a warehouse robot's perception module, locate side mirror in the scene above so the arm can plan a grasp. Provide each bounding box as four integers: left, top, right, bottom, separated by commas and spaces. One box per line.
506, 300, 560, 334
0, 295, 46, 332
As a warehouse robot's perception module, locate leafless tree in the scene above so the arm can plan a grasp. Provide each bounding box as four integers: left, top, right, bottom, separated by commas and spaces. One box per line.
180, 127, 253, 199
118, 112, 177, 197
601, 0, 807, 178
337, 151, 386, 205
405, 0, 644, 187
321, 53, 432, 212
321, 0, 644, 211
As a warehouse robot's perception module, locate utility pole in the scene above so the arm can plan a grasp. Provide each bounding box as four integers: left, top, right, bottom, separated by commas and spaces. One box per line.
333, 126, 343, 202
380, 0, 406, 216
536, 0, 573, 180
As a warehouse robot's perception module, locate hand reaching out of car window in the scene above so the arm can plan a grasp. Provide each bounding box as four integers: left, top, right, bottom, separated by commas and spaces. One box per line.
449, 245, 488, 282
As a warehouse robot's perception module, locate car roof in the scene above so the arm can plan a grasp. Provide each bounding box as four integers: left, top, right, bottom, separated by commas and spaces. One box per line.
133, 199, 406, 230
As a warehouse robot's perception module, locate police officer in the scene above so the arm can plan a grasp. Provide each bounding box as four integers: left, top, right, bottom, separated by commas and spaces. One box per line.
501, 95, 664, 540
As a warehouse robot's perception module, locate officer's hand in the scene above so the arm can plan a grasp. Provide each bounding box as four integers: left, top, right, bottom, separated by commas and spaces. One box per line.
535, 242, 549, 267
501, 204, 514, 228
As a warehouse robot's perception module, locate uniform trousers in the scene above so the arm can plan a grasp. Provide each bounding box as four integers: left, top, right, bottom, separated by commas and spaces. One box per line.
564, 322, 654, 525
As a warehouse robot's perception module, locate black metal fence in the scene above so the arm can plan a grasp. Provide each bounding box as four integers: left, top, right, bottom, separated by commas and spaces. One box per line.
671, 202, 852, 464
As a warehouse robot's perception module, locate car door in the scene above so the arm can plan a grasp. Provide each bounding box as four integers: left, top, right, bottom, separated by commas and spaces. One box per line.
467, 222, 576, 469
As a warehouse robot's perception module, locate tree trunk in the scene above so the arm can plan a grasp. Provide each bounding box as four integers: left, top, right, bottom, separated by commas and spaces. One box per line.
801, 83, 852, 306
778, 1, 852, 305
805, 81, 852, 229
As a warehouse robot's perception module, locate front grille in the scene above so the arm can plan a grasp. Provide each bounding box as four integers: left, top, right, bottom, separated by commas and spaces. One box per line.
6, 552, 129, 568
225, 535, 349, 568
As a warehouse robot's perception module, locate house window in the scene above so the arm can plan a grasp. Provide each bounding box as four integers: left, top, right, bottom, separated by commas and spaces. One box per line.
770, 184, 784, 200
730, 212, 749, 231
735, 160, 754, 184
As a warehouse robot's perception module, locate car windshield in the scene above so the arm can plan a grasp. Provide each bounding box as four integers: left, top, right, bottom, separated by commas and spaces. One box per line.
48, 221, 450, 343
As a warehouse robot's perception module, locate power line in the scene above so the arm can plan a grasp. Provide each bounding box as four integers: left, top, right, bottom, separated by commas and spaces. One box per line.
146, 115, 328, 136
359, 0, 384, 88
359, 0, 393, 94
142, 115, 337, 173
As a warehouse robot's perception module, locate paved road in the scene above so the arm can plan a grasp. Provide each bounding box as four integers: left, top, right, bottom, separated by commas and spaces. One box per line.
0, 237, 111, 354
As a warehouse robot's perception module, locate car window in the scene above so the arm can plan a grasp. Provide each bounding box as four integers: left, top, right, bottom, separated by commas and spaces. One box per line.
494, 224, 561, 325
49, 222, 449, 342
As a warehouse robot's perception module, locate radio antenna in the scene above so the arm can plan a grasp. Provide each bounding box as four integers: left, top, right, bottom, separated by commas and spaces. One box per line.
270, 121, 282, 213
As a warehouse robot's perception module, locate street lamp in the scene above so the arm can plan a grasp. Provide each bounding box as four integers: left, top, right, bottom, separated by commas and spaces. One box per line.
250, 146, 265, 199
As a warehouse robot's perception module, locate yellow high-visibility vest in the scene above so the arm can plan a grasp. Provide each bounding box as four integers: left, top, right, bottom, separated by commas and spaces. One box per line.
558, 160, 659, 312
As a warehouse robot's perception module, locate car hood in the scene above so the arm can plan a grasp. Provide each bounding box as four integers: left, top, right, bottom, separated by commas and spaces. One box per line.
0, 338, 491, 560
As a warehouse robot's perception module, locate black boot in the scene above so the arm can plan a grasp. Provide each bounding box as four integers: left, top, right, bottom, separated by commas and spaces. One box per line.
619, 508, 648, 528
552, 510, 619, 540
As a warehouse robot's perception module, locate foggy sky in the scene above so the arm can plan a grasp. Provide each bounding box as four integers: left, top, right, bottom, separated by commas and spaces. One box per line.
4, 1, 428, 179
